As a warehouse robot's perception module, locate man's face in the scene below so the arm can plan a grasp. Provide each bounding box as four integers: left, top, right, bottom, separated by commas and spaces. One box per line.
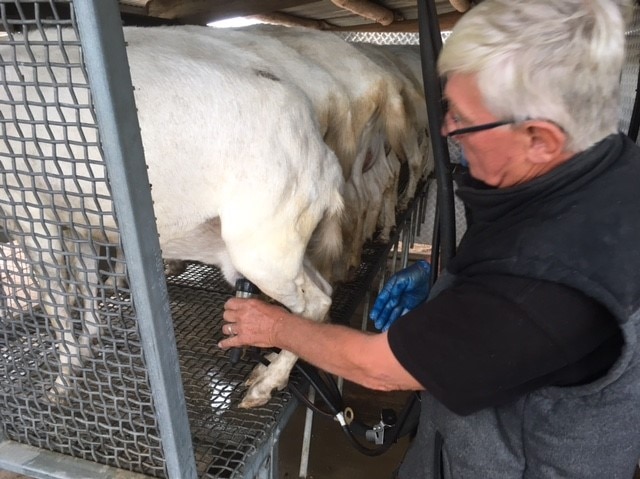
442, 73, 531, 188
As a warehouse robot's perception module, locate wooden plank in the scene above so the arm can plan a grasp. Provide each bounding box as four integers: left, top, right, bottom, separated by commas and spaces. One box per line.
331, 0, 398, 26
328, 11, 462, 32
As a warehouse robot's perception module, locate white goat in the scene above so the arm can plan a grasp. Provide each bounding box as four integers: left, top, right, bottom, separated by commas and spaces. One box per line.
0, 25, 345, 408
378, 43, 434, 187
355, 42, 432, 212
246, 26, 410, 277
175, 25, 356, 283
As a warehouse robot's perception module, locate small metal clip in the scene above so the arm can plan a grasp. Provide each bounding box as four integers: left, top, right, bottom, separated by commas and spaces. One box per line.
365, 408, 397, 445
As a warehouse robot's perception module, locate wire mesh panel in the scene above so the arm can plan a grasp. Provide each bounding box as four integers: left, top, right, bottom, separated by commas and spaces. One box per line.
0, 1, 168, 476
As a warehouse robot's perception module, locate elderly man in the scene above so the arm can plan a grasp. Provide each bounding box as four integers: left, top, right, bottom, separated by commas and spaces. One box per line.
220, 0, 640, 476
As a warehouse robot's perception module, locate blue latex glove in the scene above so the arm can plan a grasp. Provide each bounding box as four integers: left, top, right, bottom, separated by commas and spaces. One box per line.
369, 260, 432, 332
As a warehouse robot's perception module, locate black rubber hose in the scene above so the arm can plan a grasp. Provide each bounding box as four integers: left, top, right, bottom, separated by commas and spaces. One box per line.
290, 360, 421, 457
417, 0, 457, 268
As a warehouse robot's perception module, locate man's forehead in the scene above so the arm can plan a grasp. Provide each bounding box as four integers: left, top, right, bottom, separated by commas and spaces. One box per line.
444, 75, 485, 108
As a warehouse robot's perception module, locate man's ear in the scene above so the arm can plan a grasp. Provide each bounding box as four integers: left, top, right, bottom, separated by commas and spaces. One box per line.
525, 120, 570, 164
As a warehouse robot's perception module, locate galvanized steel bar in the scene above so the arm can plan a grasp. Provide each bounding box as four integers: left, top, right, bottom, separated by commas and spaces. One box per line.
0, 439, 153, 479
71, 1, 197, 477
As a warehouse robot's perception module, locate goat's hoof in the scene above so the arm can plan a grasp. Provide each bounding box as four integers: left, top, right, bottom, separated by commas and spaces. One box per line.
244, 352, 279, 387
239, 374, 288, 408
238, 393, 270, 409
377, 230, 391, 242
245, 363, 268, 387
164, 259, 187, 276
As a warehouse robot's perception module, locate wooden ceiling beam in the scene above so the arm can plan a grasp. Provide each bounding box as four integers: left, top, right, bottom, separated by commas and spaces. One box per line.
132, 1, 464, 32
248, 12, 334, 30
326, 11, 463, 32
330, 0, 400, 26
449, 0, 471, 13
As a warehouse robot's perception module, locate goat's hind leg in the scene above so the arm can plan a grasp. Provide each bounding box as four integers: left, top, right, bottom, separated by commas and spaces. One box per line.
67, 239, 108, 363
23, 233, 104, 402
240, 350, 299, 409
16, 233, 83, 401
239, 259, 333, 409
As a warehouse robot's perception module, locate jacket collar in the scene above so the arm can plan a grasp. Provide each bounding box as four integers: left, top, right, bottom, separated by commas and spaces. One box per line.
455, 133, 624, 223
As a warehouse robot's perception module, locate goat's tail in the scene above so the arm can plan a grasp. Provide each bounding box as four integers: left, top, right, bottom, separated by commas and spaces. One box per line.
307, 191, 345, 284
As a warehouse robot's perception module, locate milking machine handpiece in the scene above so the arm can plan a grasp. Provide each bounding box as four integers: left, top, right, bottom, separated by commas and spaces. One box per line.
229, 278, 260, 364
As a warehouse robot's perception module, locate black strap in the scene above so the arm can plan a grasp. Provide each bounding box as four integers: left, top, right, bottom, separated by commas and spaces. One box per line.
627, 55, 640, 142
433, 430, 444, 479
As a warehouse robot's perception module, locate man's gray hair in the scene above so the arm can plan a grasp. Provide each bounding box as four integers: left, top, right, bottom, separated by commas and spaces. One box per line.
438, 0, 630, 152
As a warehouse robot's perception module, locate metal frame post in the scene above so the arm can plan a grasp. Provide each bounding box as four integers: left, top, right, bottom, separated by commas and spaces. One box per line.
72, 1, 197, 477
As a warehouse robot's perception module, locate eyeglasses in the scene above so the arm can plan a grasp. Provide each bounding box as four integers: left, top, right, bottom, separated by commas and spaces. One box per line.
445, 120, 516, 138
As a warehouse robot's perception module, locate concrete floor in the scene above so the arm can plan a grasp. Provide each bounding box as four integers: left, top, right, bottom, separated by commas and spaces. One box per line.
278, 383, 413, 479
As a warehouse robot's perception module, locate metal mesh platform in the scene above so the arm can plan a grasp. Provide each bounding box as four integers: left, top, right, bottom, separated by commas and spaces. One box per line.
0, 279, 167, 476
166, 265, 298, 478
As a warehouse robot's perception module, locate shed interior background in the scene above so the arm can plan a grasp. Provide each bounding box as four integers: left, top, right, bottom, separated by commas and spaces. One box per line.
0, 1, 639, 479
